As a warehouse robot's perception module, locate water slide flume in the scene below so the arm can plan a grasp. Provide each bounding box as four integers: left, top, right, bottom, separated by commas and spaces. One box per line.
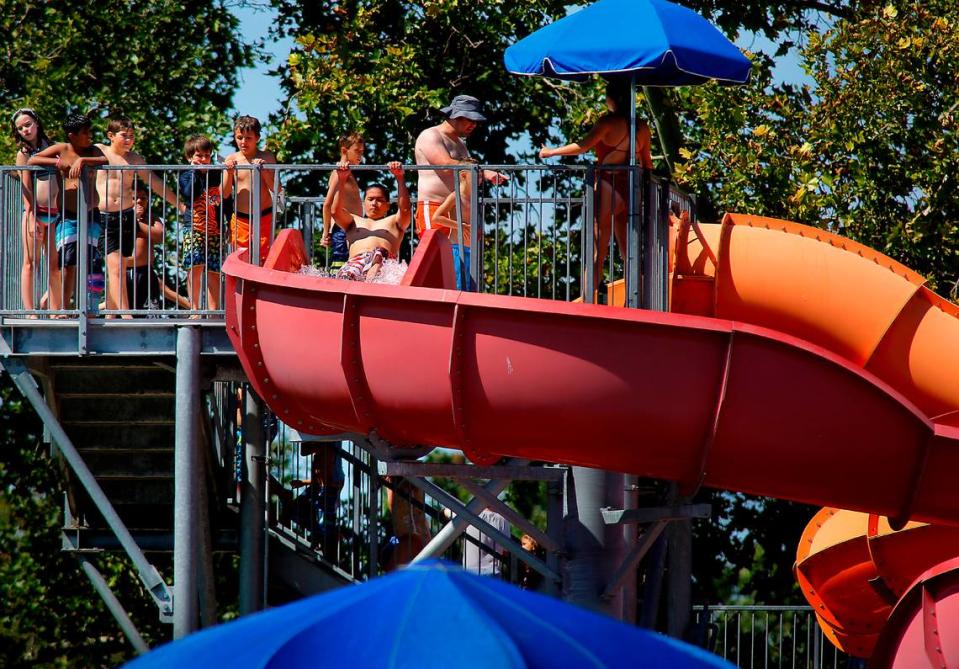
222, 225, 959, 526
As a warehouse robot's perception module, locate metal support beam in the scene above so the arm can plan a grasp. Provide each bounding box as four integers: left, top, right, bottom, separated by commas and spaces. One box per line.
238, 387, 266, 615
459, 479, 559, 553
382, 461, 564, 482
602, 520, 668, 601
77, 556, 150, 655
564, 467, 629, 616
602, 503, 712, 525
545, 477, 564, 597
196, 434, 217, 629
0, 352, 173, 619
667, 517, 693, 637
174, 326, 200, 638
410, 461, 526, 562
404, 475, 558, 583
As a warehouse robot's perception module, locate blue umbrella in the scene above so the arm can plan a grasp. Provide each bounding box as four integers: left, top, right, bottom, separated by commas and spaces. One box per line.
124, 561, 733, 668
503, 0, 751, 85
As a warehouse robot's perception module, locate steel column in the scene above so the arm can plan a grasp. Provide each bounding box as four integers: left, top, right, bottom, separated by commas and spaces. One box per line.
173, 325, 201, 638
238, 387, 266, 614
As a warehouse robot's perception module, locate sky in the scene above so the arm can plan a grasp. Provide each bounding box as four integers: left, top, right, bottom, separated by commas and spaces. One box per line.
229, 4, 294, 133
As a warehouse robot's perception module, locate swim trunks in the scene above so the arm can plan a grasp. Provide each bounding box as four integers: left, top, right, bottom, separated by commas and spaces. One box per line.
335, 247, 391, 282
182, 230, 223, 273
126, 264, 162, 310
414, 200, 447, 238
230, 207, 273, 257
101, 208, 137, 256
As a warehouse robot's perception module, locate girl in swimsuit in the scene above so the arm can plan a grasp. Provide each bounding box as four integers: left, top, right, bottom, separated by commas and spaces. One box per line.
539, 81, 654, 294
13, 108, 60, 315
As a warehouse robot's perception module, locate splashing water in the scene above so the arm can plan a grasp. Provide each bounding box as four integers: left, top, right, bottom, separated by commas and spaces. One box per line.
298, 265, 334, 278
371, 259, 409, 285
297, 259, 408, 284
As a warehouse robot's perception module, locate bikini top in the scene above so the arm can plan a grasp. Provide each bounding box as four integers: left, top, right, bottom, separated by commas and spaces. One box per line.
594, 120, 646, 164
24, 142, 54, 182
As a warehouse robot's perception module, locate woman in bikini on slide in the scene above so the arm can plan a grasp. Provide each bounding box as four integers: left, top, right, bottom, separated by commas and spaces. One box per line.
539, 80, 653, 292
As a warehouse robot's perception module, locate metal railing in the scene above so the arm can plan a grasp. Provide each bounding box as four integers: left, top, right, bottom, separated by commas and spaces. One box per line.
1, 162, 695, 319
694, 606, 861, 669
263, 416, 555, 586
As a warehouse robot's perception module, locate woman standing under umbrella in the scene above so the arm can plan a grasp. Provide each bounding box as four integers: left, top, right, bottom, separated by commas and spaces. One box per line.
539, 80, 653, 291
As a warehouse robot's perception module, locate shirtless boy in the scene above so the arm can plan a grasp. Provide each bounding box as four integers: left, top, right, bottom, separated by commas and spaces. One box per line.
28, 113, 108, 312
321, 132, 364, 251
95, 116, 183, 315
222, 115, 280, 263
329, 162, 410, 282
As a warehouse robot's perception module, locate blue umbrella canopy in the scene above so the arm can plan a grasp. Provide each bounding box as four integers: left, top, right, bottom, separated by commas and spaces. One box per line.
504, 0, 751, 85
125, 561, 733, 668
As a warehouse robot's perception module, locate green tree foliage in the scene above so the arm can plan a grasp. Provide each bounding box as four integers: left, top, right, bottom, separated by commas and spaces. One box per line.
268, 0, 578, 172
676, 1, 959, 292
1, 0, 256, 162
0, 374, 161, 667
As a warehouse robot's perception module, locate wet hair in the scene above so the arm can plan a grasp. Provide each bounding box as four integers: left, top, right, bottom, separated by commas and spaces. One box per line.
605, 79, 631, 115
11, 108, 52, 153
63, 113, 93, 137
234, 115, 261, 137
183, 134, 214, 159
365, 183, 390, 200
338, 131, 364, 152
107, 116, 134, 135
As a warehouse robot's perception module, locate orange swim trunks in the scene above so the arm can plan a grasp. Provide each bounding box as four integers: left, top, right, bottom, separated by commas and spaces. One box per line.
414, 200, 450, 239
230, 207, 273, 259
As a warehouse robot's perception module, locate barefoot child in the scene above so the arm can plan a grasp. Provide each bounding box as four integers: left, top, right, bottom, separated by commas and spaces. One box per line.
329, 161, 410, 282
28, 113, 108, 312
427, 160, 477, 289
13, 108, 59, 314
125, 183, 191, 312
321, 131, 364, 258
221, 115, 280, 263
179, 135, 227, 314
95, 116, 183, 316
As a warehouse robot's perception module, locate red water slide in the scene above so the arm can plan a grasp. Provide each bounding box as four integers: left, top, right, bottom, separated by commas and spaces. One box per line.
223, 218, 959, 526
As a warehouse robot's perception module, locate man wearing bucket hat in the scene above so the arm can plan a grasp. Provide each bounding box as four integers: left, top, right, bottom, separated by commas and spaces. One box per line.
414, 94, 507, 289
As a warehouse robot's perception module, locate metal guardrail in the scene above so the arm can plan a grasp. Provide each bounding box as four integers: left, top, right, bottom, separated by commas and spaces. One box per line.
1, 163, 695, 319
263, 416, 552, 586
694, 606, 861, 669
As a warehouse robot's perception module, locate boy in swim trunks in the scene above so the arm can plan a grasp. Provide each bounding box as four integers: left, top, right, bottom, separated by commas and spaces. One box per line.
329, 161, 410, 282
222, 115, 280, 264
321, 132, 364, 266
28, 113, 108, 313
179, 134, 228, 314
95, 116, 184, 317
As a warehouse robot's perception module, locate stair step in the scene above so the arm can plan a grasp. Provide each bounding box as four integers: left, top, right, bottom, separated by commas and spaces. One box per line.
80, 451, 174, 477
65, 424, 176, 449
59, 396, 175, 423
73, 503, 176, 532
54, 369, 175, 394
96, 478, 174, 505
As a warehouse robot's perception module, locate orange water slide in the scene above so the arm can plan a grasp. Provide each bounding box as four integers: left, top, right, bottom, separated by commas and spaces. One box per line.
668, 214, 959, 523
794, 508, 959, 658
669, 213, 959, 429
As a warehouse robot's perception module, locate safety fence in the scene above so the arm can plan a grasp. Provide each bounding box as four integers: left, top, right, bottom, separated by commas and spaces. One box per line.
1, 162, 695, 318
694, 606, 860, 669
